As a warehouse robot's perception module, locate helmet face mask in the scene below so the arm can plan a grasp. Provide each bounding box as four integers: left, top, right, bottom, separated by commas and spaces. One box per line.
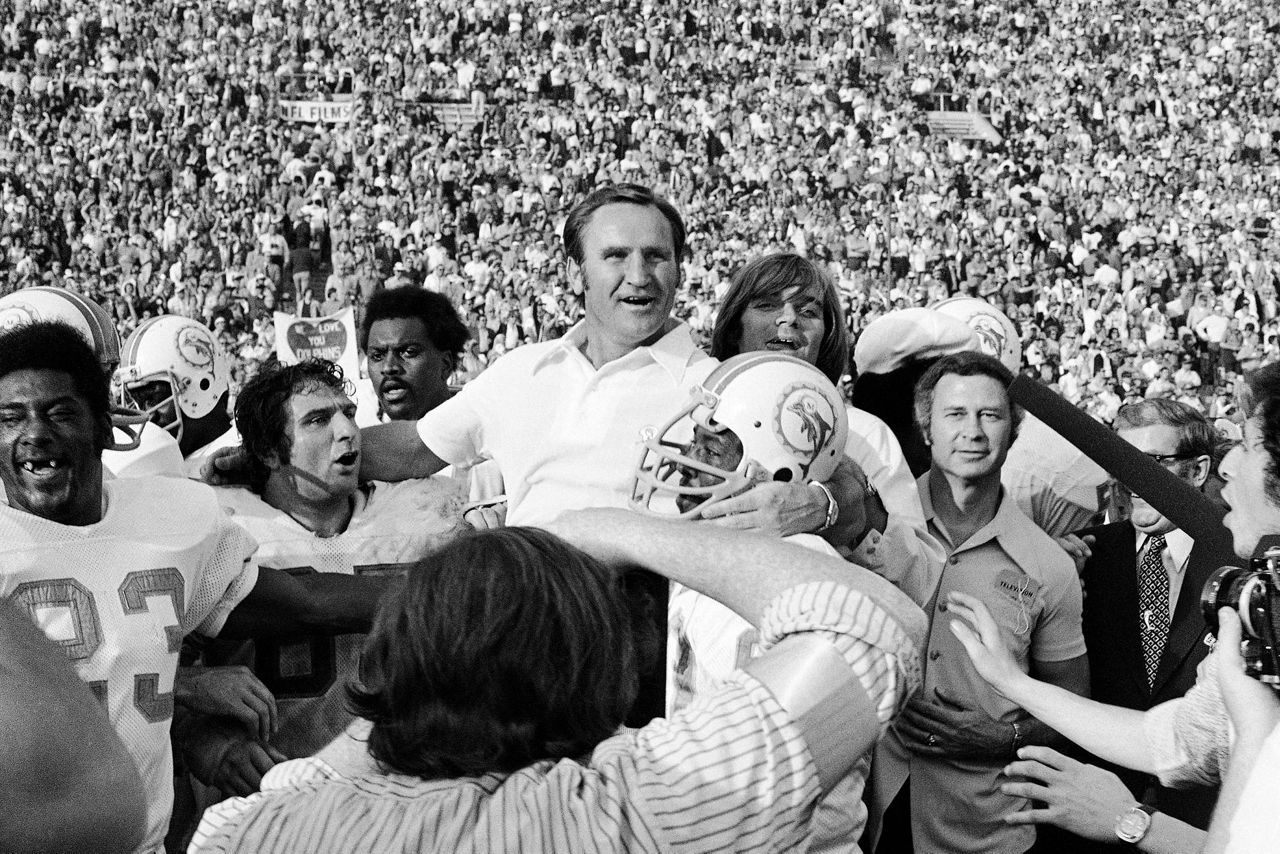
121, 375, 183, 440
632, 353, 848, 519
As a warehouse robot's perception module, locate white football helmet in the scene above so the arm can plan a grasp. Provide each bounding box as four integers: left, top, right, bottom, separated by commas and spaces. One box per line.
632, 352, 849, 519
0, 286, 122, 372
118, 315, 229, 441
0, 286, 149, 449
932, 296, 1022, 374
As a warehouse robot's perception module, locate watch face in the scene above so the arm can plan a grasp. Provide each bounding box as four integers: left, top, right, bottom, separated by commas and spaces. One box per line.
1116, 807, 1152, 843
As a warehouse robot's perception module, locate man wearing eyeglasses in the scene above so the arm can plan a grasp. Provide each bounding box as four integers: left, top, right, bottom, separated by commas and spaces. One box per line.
1018, 398, 1221, 852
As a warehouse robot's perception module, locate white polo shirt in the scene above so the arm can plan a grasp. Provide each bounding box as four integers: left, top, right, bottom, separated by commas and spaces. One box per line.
416, 321, 715, 526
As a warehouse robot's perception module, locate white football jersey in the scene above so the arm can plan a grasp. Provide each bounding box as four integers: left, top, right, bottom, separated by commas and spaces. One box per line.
210, 478, 469, 757
0, 476, 259, 854
103, 421, 186, 479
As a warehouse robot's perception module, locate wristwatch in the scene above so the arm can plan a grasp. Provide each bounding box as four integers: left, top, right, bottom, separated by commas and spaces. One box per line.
1114, 803, 1156, 845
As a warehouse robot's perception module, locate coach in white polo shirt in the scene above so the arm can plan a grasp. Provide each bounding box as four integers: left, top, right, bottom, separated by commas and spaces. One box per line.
352, 184, 845, 531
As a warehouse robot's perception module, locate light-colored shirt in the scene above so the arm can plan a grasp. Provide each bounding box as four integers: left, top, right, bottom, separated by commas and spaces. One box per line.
2, 477, 259, 854
415, 321, 715, 526
1146, 652, 1232, 790
189, 581, 923, 854
869, 472, 1085, 854
1224, 720, 1280, 853
183, 427, 242, 479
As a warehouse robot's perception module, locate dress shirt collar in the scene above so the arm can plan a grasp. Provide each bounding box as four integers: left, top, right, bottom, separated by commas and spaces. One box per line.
1140, 527, 1194, 573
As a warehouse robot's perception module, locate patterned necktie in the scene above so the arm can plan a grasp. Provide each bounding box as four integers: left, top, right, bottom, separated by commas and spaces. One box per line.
1138, 534, 1170, 687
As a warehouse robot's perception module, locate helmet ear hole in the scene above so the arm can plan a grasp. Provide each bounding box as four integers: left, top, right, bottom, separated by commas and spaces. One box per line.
200, 378, 210, 391
772, 469, 793, 483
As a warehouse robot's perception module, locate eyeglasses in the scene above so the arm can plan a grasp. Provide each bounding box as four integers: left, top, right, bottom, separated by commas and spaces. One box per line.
1142, 451, 1196, 467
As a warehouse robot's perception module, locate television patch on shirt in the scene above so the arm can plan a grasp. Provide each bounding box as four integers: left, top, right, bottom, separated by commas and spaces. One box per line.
993, 568, 1040, 633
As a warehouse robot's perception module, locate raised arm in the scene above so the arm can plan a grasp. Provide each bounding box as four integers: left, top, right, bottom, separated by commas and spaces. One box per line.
200, 420, 445, 487
0, 598, 146, 854
547, 509, 926, 794
548, 508, 921, 629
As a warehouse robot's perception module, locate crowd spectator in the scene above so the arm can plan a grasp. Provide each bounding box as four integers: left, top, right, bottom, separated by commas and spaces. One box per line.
3, 0, 1279, 415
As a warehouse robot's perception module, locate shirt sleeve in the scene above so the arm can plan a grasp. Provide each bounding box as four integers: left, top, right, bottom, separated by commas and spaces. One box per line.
187, 514, 261, 638
846, 517, 945, 610
844, 411, 945, 607
1029, 552, 1087, 663
414, 377, 487, 468
632, 581, 922, 853
1145, 652, 1232, 788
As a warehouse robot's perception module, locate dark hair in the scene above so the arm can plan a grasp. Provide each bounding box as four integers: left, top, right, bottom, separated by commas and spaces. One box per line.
913, 351, 1022, 438
711, 253, 850, 385
348, 527, 640, 779
1115, 398, 1217, 461
234, 359, 347, 490
562, 183, 686, 265
0, 322, 111, 438
360, 288, 470, 372
1242, 362, 1280, 506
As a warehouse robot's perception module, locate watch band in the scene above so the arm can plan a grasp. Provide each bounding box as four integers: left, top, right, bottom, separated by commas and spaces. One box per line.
812, 480, 839, 532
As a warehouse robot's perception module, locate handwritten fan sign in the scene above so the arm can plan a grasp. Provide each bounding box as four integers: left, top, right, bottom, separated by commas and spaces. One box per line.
274, 308, 360, 379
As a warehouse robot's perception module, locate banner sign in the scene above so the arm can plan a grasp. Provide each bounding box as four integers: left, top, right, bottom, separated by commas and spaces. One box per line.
274, 308, 360, 379
278, 99, 354, 123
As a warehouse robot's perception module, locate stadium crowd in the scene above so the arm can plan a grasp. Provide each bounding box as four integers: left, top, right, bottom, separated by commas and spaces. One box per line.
4, 1, 1280, 853
2, 0, 1279, 421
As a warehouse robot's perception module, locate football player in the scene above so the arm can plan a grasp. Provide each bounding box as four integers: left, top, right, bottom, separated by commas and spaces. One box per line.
180, 359, 470, 797
0, 321, 392, 854
118, 314, 238, 476
631, 351, 873, 853
0, 286, 184, 478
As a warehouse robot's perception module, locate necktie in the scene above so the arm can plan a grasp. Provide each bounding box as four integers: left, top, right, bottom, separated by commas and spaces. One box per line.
1138, 534, 1170, 687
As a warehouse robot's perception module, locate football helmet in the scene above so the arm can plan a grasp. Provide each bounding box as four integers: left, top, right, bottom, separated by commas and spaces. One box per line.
932, 296, 1022, 374
0, 286, 149, 449
118, 315, 229, 441
632, 352, 849, 519
0, 286, 122, 372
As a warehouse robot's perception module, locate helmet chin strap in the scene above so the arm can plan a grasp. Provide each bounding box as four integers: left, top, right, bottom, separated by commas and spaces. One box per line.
106, 406, 151, 452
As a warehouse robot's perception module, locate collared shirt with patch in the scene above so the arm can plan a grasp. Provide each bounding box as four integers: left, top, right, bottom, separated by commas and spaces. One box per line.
870, 469, 1084, 854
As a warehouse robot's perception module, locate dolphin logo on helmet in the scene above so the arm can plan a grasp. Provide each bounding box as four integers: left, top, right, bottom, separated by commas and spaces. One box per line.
632, 352, 848, 519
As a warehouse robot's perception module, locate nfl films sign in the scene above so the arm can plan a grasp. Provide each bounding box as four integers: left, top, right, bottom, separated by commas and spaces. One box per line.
278, 99, 354, 124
